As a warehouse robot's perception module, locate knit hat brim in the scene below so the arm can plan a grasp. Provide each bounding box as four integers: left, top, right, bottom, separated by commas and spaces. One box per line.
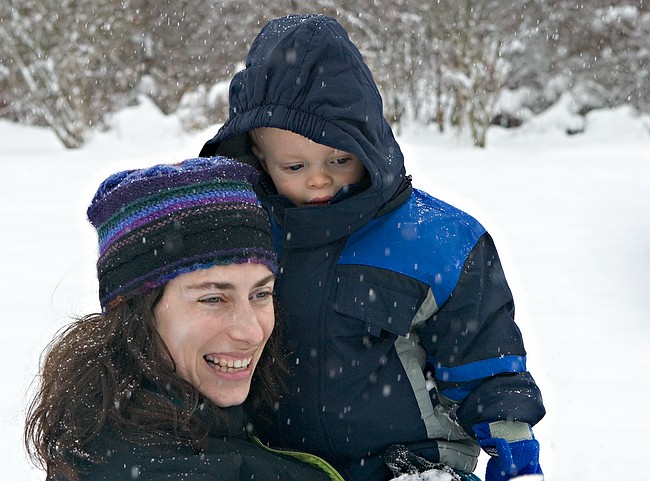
87, 157, 277, 309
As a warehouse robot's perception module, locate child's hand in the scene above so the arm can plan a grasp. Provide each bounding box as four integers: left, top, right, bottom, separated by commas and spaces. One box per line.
383, 444, 463, 480
474, 421, 543, 481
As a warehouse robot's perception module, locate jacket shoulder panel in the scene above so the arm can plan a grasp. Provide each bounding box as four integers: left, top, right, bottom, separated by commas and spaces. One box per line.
338, 189, 486, 305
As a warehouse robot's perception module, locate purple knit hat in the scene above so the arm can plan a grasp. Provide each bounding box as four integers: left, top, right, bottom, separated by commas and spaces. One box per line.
87, 156, 277, 309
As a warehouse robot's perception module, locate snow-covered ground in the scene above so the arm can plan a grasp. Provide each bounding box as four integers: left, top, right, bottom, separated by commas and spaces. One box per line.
2, 97, 649, 480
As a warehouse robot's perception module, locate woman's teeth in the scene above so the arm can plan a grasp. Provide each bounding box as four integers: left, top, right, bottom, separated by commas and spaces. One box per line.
204, 355, 252, 372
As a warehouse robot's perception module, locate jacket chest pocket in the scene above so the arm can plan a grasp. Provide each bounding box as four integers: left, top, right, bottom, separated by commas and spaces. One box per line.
333, 275, 421, 338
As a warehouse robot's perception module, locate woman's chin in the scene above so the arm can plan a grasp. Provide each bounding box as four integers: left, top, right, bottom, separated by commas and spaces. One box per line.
205, 385, 251, 408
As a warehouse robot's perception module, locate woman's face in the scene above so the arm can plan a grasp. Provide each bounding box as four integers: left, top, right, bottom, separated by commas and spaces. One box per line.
154, 263, 275, 407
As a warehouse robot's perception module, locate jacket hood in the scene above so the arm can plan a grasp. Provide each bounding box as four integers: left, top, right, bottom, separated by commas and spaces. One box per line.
200, 14, 409, 246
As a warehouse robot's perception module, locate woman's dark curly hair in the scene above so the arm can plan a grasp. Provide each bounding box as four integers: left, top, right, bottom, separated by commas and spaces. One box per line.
24, 287, 289, 481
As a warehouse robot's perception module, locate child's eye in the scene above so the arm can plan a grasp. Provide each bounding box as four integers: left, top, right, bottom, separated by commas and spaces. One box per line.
283, 164, 304, 172
334, 157, 352, 165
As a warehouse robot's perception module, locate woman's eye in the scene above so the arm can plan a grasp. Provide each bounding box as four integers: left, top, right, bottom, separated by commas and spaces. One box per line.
253, 290, 274, 300
199, 296, 223, 304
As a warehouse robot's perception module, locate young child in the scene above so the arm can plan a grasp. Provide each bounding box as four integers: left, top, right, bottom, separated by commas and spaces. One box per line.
199, 14, 546, 481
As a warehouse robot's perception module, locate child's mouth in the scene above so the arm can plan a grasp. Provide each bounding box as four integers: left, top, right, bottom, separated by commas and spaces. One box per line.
306, 197, 331, 206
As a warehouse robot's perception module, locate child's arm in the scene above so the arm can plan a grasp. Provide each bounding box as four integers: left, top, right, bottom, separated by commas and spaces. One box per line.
419, 232, 545, 479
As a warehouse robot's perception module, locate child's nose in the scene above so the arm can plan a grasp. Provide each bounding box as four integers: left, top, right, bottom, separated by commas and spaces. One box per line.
307, 169, 333, 188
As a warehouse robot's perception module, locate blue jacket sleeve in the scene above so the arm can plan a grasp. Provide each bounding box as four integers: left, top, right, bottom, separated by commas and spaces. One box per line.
419, 232, 546, 435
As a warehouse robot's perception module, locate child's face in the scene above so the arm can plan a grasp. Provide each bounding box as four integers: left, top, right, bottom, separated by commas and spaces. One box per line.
251, 128, 366, 206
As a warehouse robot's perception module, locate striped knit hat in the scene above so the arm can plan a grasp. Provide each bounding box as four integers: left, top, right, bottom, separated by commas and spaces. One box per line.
87, 156, 277, 309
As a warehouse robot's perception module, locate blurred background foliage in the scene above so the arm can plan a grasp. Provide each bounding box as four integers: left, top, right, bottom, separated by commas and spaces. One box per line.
1, 0, 648, 148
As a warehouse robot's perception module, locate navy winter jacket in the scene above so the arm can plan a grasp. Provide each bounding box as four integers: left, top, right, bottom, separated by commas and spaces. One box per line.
200, 14, 545, 481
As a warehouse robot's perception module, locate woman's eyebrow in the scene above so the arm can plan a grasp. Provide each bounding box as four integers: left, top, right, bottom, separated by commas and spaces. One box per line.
186, 274, 275, 291
255, 274, 276, 287
186, 282, 234, 290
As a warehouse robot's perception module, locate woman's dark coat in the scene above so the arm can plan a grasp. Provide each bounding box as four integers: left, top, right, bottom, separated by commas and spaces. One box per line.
64, 405, 336, 481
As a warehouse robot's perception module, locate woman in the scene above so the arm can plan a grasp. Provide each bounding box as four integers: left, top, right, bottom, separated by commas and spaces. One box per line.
24, 157, 341, 481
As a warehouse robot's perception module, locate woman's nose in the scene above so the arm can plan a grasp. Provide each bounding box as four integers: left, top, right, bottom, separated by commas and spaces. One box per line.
228, 304, 266, 345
